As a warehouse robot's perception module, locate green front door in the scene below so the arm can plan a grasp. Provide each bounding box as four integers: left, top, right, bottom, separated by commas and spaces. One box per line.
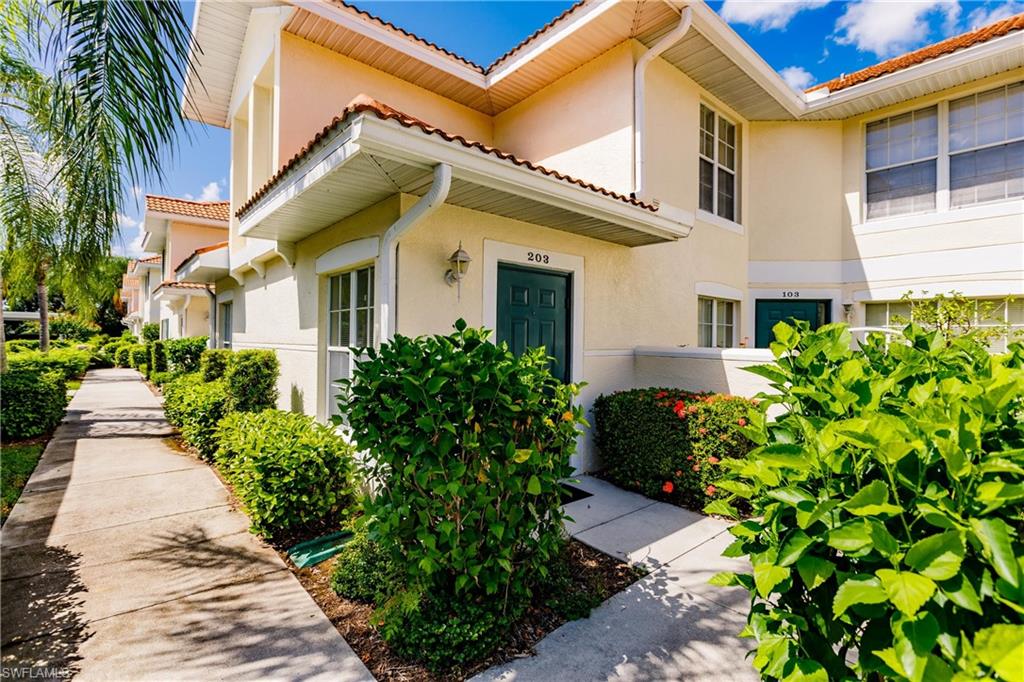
496, 264, 570, 382
755, 300, 831, 348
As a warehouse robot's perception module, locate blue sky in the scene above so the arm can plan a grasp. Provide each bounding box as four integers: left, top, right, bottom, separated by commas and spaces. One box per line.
115, 0, 1023, 257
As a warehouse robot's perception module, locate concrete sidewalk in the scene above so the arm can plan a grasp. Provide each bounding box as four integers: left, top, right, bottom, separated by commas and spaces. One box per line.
475, 476, 756, 682
1, 368, 373, 681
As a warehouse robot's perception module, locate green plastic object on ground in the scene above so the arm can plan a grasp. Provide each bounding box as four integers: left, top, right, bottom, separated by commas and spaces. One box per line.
287, 530, 354, 568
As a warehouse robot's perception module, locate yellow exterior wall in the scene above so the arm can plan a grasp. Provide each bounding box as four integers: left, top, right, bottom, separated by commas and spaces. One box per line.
164, 221, 228, 280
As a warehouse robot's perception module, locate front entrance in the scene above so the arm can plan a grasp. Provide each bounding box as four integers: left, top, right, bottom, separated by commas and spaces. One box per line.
755, 299, 831, 348
496, 264, 571, 382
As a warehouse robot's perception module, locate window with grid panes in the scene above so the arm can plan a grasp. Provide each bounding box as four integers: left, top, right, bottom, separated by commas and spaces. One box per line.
865, 106, 938, 219
326, 266, 374, 417
699, 104, 739, 222
698, 296, 736, 348
949, 82, 1024, 207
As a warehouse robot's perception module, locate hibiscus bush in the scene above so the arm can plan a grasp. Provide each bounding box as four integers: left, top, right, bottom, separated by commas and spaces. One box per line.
708, 321, 1024, 681
593, 387, 755, 509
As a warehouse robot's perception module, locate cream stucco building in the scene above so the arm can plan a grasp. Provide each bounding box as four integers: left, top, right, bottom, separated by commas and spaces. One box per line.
167, 0, 1023, 470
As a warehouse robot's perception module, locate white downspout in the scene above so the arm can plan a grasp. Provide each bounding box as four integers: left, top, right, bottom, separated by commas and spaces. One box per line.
206, 286, 217, 349
633, 4, 692, 200
377, 163, 452, 343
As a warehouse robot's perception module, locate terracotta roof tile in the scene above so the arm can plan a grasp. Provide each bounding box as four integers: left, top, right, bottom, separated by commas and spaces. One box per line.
809, 13, 1024, 93
174, 241, 228, 273
156, 280, 211, 292
139, 254, 162, 264
237, 94, 657, 218
145, 195, 231, 222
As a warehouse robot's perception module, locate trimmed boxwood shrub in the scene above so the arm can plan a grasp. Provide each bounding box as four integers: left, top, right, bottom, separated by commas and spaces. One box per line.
141, 322, 159, 343
149, 370, 177, 387
342, 320, 585, 669
114, 344, 131, 367
200, 348, 232, 382
161, 373, 202, 427
128, 344, 149, 371
224, 349, 278, 412
7, 348, 91, 381
0, 369, 67, 440
331, 528, 402, 604
149, 340, 167, 375
165, 336, 208, 373
214, 410, 357, 538
709, 322, 1024, 681
594, 388, 755, 509
178, 379, 231, 459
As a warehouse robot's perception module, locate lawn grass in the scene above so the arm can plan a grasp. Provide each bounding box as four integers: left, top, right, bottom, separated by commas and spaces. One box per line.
1, 443, 44, 524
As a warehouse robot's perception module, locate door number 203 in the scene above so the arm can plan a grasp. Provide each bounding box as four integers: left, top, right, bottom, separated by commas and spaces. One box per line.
527, 251, 550, 264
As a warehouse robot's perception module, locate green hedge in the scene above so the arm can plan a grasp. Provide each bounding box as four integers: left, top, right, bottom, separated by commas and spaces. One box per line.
200, 348, 232, 382
0, 369, 67, 440
214, 410, 357, 538
128, 344, 149, 371
7, 348, 91, 381
709, 322, 1024, 681
142, 322, 159, 343
19, 314, 100, 342
149, 340, 168, 375
225, 349, 278, 412
165, 336, 207, 373
593, 388, 755, 509
113, 344, 131, 367
178, 380, 231, 459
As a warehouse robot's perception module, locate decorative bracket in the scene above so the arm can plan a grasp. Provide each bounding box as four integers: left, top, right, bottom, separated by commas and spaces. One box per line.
275, 241, 296, 269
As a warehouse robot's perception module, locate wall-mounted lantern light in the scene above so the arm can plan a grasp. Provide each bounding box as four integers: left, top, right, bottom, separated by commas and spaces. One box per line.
444, 241, 471, 299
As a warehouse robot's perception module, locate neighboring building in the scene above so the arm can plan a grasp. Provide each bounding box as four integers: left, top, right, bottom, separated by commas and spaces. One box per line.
136, 195, 231, 340
121, 255, 163, 337
178, 0, 1023, 469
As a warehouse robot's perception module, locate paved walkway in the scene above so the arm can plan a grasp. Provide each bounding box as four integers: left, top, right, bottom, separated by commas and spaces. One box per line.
475, 476, 755, 682
1, 368, 373, 681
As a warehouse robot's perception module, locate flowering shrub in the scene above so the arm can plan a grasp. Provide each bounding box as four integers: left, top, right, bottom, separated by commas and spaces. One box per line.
593, 387, 755, 510
709, 322, 1024, 681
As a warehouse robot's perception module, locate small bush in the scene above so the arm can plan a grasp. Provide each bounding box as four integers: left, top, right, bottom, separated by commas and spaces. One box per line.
214, 410, 356, 538
594, 388, 755, 509
129, 344, 149, 371
709, 322, 1024, 681
331, 528, 402, 604
161, 373, 202, 427
7, 348, 91, 381
142, 322, 160, 343
165, 336, 208, 373
20, 314, 100, 342
149, 370, 177, 387
0, 369, 67, 440
5, 339, 38, 353
224, 349, 278, 412
178, 380, 231, 459
200, 348, 232, 382
149, 340, 168, 375
114, 344, 131, 367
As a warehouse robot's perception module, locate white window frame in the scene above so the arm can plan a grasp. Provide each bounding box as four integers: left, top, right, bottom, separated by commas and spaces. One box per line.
862, 79, 1024, 223
325, 265, 375, 419
697, 296, 737, 348
865, 298, 1024, 351
864, 105, 939, 220
698, 103, 740, 223
219, 301, 233, 349
948, 82, 1024, 208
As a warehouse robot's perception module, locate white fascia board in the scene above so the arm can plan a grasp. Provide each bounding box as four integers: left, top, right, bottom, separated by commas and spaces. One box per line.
228, 6, 294, 122
805, 32, 1024, 115
238, 123, 364, 235
356, 116, 693, 240
145, 212, 228, 229
290, 0, 487, 88
486, 0, 621, 86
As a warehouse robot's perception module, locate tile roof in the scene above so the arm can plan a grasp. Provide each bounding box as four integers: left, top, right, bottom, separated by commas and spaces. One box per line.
138, 255, 162, 264
237, 94, 657, 218
145, 195, 231, 223
808, 12, 1024, 93
174, 241, 229, 273
156, 280, 212, 292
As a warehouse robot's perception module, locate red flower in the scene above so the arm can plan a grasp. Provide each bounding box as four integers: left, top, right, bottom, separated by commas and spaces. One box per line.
737, 418, 747, 426
686, 455, 694, 461
698, 427, 708, 436
692, 464, 700, 472
708, 456, 720, 464
662, 481, 674, 494
673, 400, 685, 412
705, 485, 717, 496
675, 470, 683, 477
655, 391, 668, 399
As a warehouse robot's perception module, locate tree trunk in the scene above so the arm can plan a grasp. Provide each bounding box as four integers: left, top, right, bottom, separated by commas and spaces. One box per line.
1, 271, 7, 373
37, 262, 49, 353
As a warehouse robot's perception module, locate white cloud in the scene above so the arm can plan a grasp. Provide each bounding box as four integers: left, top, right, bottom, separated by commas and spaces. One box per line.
779, 66, 816, 90
720, 0, 831, 30
967, 1, 1024, 27
834, 1, 962, 57
198, 180, 222, 202
113, 213, 146, 258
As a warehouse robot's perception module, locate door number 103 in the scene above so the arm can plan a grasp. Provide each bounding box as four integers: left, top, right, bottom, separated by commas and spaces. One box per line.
527, 251, 550, 264
782, 291, 800, 298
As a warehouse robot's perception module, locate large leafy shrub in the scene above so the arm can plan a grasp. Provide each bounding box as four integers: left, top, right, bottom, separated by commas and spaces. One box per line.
709, 322, 1024, 682
214, 410, 357, 538
149, 340, 167, 375
224, 349, 278, 412
200, 348, 232, 382
142, 322, 160, 343
0, 370, 67, 440
128, 344, 149, 371
178, 380, 231, 459
20, 314, 99, 341
7, 348, 90, 380
594, 388, 754, 509
165, 336, 208, 373
114, 344, 131, 367
342, 320, 584, 668
161, 373, 202, 427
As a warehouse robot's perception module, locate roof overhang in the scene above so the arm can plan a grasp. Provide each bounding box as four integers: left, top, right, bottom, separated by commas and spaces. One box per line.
175, 246, 230, 283
154, 282, 211, 302
238, 112, 692, 246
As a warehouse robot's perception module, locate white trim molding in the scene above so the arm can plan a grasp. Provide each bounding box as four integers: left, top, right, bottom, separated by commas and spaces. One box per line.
635, 345, 774, 362
315, 237, 380, 275
749, 260, 844, 285
696, 281, 744, 301
852, 279, 1024, 302
482, 239, 585, 387
696, 209, 745, 235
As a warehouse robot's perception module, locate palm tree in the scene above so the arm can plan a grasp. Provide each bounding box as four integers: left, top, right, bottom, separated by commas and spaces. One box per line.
1, 0, 198, 363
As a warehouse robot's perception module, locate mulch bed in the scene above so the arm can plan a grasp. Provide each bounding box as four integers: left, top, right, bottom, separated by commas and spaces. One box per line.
289, 539, 643, 682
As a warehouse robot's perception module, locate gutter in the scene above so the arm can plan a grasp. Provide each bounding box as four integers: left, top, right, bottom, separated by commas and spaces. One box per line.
633, 4, 692, 202
376, 163, 452, 342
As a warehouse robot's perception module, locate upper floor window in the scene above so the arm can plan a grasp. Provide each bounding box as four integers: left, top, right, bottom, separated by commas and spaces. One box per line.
865, 106, 938, 219
699, 104, 739, 222
949, 82, 1024, 207
698, 296, 736, 348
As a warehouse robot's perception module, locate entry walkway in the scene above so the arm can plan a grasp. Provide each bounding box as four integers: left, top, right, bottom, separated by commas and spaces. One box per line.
1, 368, 372, 681
475, 476, 756, 681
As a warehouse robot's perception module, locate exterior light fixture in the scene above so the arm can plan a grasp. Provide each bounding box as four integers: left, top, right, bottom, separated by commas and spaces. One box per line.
444, 241, 471, 299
